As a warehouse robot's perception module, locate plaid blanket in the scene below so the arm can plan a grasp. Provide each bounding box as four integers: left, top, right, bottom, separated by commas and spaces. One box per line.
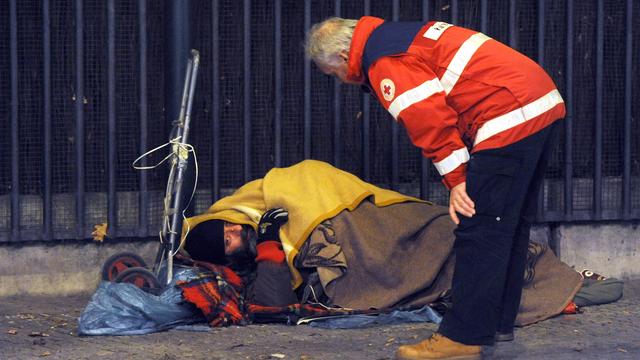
176, 260, 384, 327
176, 260, 249, 327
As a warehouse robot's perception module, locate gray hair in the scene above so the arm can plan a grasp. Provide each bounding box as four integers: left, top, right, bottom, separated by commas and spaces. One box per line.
305, 17, 358, 67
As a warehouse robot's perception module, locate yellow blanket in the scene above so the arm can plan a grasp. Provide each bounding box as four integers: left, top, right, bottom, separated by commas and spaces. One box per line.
182, 160, 424, 288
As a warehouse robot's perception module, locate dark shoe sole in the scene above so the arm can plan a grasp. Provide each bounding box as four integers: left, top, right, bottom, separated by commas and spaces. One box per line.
495, 332, 514, 342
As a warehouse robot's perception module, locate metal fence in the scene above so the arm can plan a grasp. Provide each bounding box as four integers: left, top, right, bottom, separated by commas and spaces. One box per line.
1, 0, 638, 243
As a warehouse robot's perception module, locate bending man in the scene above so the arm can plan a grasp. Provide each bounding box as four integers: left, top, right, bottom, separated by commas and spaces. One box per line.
305, 17, 565, 359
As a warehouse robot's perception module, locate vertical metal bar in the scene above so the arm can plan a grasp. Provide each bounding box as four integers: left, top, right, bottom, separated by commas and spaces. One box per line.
391, 0, 399, 189
211, 0, 221, 201
243, 0, 251, 181
333, 0, 341, 167
75, 0, 85, 239
623, 0, 632, 219
536, 0, 545, 220
274, 0, 282, 167
421, 0, 431, 199
594, 0, 603, 219
480, 0, 487, 34
164, 1, 192, 229
509, 0, 517, 49
107, 0, 117, 237
422, 0, 430, 21
537, 0, 545, 67
165, 0, 191, 175
304, 0, 311, 159
450, 0, 458, 25
138, 0, 149, 236
43, 0, 52, 240
362, 0, 371, 181
10, 0, 19, 241
564, 0, 574, 220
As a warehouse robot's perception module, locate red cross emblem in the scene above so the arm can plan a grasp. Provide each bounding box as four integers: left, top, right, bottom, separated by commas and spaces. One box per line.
380, 78, 395, 101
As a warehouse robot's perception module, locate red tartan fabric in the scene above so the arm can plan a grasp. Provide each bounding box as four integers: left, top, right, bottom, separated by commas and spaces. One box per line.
176, 258, 385, 327
176, 261, 249, 327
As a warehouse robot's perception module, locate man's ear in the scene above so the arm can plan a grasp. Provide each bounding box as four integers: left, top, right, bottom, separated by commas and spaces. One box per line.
339, 50, 349, 63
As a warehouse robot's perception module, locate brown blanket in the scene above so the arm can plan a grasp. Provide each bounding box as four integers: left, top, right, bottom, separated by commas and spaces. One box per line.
296, 200, 583, 326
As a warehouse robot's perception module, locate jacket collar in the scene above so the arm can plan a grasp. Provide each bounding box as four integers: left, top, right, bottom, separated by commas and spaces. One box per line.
346, 16, 385, 84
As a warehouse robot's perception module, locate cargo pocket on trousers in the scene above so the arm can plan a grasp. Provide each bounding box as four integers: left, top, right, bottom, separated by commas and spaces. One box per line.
466, 153, 519, 218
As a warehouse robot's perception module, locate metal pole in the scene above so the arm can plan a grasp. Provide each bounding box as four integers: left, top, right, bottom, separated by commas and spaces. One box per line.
165, 0, 192, 145
362, 0, 371, 181
622, 0, 632, 219
421, 0, 431, 200
10, 0, 19, 242
333, 0, 342, 167
536, 0, 546, 220
164, 0, 193, 226
480, 0, 487, 34
243, 0, 251, 181
391, 0, 399, 190
594, 0, 603, 220
212, 0, 221, 202
509, 0, 517, 49
564, 0, 574, 220
274, 0, 282, 167
107, 0, 117, 238
74, 0, 85, 239
138, 0, 149, 236
304, 0, 311, 159
43, 0, 52, 240
451, 0, 458, 25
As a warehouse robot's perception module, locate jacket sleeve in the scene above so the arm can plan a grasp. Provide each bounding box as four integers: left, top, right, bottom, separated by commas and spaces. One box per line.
246, 241, 298, 306
247, 261, 298, 306
368, 55, 468, 189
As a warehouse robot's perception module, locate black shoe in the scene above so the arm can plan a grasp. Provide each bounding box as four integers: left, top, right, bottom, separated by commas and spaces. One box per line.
495, 331, 514, 342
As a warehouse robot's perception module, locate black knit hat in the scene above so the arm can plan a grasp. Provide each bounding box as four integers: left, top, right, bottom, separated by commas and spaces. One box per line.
183, 219, 226, 264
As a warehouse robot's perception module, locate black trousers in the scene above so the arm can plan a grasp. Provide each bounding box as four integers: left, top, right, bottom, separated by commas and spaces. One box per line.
438, 122, 559, 345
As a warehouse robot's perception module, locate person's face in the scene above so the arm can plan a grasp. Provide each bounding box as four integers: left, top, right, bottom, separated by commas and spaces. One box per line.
223, 222, 245, 255
318, 51, 362, 85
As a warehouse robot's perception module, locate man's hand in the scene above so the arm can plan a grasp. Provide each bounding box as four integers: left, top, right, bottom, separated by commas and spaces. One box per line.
449, 182, 475, 225
257, 208, 289, 243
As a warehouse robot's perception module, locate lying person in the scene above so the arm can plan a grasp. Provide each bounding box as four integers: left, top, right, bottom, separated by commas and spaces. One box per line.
180, 160, 614, 330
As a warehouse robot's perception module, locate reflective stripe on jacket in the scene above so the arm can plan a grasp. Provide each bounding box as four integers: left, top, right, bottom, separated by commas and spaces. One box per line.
346, 16, 566, 189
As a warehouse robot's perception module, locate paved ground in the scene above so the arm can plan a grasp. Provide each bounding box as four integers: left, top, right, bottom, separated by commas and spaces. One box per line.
1, 280, 639, 360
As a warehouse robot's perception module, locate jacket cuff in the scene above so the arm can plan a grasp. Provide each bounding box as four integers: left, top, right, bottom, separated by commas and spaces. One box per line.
441, 163, 467, 190
255, 241, 286, 264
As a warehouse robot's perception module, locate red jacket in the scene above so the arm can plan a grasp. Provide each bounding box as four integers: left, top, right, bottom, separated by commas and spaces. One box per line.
346, 17, 566, 189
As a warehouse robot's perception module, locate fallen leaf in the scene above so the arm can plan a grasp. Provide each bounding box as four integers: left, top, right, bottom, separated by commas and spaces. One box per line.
92, 223, 108, 242
29, 332, 50, 337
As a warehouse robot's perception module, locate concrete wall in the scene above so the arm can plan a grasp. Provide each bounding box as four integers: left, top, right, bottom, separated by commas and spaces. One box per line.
0, 240, 157, 297
552, 222, 640, 279
0, 222, 638, 296
530, 222, 640, 280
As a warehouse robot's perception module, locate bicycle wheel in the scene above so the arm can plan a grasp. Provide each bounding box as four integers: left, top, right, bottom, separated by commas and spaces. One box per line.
101, 252, 148, 282
114, 267, 162, 295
